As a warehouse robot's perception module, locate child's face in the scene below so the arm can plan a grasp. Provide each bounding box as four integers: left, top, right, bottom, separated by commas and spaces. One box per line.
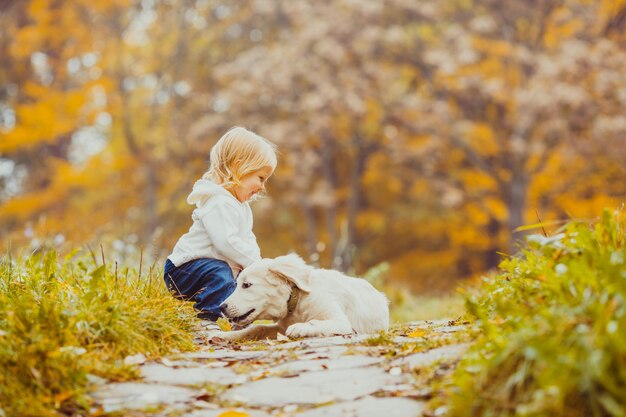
231, 166, 273, 202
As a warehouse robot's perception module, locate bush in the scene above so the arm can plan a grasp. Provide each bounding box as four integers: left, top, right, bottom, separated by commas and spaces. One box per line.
447, 209, 626, 417
0, 249, 197, 417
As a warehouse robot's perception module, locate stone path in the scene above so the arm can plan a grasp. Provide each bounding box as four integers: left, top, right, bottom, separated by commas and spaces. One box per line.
89, 319, 471, 417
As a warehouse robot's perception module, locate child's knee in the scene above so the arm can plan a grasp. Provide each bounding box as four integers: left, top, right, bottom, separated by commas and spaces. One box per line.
214, 263, 235, 288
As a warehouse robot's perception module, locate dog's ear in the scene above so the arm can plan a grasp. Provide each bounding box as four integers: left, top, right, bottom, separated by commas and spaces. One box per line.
269, 254, 312, 293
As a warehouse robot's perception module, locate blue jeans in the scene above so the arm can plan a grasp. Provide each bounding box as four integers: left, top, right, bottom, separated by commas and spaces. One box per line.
164, 258, 235, 321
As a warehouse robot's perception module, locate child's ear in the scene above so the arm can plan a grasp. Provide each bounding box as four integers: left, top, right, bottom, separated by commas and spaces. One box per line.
269, 254, 312, 292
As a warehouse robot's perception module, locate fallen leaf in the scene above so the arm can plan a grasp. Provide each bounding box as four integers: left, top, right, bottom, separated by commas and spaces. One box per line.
208, 336, 228, 345
251, 370, 270, 381
195, 393, 215, 402
54, 390, 73, 405
218, 318, 232, 331
218, 410, 250, 417
407, 329, 429, 338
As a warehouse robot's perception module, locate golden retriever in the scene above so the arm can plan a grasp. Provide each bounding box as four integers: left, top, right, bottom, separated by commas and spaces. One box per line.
218, 254, 389, 340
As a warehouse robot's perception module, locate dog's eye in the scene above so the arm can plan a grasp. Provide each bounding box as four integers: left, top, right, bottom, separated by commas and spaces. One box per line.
242, 282, 252, 289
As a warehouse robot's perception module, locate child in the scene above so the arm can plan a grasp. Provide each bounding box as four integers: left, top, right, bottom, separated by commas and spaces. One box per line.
164, 126, 277, 331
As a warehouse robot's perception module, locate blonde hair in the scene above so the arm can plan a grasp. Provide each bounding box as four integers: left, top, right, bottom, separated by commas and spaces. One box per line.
202, 126, 277, 186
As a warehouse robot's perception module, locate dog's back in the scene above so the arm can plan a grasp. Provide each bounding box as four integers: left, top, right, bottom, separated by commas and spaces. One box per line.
311, 268, 389, 334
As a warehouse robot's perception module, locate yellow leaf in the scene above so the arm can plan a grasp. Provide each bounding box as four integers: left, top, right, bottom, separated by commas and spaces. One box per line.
407, 329, 429, 338
217, 317, 232, 331
54, 390, 73, 405
218, 411, 250, 417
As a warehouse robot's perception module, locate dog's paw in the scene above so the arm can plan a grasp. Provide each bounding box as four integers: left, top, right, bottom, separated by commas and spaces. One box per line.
286, 322, 322, 338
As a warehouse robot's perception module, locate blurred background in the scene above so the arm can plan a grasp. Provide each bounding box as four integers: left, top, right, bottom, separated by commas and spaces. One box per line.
0, 0, 624, 294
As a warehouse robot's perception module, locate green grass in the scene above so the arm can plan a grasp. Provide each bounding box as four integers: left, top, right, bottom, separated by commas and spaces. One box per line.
444, 209, 626, 417
0, 249, 197, 417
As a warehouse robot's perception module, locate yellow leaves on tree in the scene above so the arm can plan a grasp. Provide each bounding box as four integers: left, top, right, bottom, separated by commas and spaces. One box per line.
458, 170, 498, 191
362, 152, 403, 203
543, 7, 586, 48
470, 36, 513, 58
0, 87, 86, 153
356, 211, 388, 234
466, 123, 498, 157
12, 0, 84, 58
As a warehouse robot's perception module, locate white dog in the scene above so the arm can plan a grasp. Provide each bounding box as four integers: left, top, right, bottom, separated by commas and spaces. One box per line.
218, 254, 389, 340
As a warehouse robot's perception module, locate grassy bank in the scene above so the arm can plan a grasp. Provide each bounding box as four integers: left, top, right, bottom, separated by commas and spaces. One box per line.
0, 250, 197, 417
445, 209, 626, 417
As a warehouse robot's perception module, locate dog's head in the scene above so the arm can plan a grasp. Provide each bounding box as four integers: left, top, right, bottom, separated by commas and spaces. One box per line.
220, 253, 312, 326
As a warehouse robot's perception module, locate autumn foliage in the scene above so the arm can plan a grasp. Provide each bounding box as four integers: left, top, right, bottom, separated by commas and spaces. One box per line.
1, 0, 624, 291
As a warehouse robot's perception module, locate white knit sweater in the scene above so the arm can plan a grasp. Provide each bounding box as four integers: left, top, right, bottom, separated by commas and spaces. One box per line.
167, 179, 261, 277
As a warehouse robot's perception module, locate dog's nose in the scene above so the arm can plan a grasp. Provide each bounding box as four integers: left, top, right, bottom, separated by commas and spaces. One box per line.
219, 303, 228, 313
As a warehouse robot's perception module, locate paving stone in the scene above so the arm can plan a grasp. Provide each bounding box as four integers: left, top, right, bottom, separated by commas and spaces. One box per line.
273, 334, 373, 350
407, 319, 455, 327
272, 354, 383, 374
392, 343, 470, 369
295, 397, 425, 417
435, 325, 468, 333
286, 345, 349, 360
183, 407, 271, 417
89, 323, 472, 416
176, 349, 267, 361
159, 358, 223, 368
392, 336, 426, 344
404, 318, 468, 332
392, 328, 468, 345
90, 382, 198, 413
140, 363, 247, 386
221, 366, 404, 407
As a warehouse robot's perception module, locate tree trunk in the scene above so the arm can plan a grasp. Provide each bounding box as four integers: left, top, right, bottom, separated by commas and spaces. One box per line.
339, 135, 368, 272
485, 217, 502, 270
299, 200, 318, 264
506, 171, 528, 254
321, 134, 338, 268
